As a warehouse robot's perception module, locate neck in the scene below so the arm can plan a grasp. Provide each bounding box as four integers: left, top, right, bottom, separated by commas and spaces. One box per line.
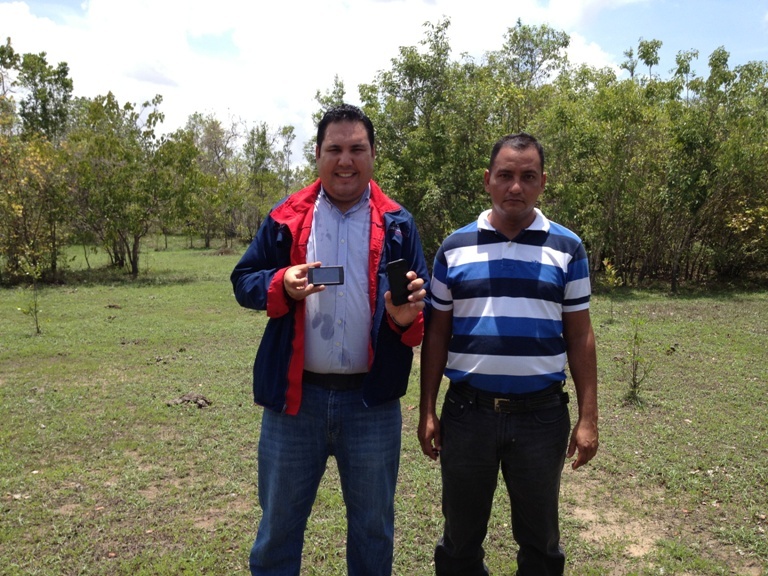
488, 211, 535, 240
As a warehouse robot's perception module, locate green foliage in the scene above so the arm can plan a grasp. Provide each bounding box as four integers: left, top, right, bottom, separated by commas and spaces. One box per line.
240, 122, 289, 241
637, 38, 663, 78
15, 50, 73, 142
0, 134, 69, 283
65, 92, 167, 275
361, 18, 495, 261
183, 112, 294, 248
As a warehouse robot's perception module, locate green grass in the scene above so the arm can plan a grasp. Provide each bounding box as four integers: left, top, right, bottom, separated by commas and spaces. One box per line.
1, 239, 766, 575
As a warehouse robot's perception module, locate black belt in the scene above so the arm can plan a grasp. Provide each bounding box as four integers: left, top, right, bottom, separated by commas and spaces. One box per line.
303, 371, 366, 391
449, 381, 568, 413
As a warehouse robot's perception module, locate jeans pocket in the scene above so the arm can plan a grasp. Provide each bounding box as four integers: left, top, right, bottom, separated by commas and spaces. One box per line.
532, 403, 569, 426
442, 388, 470, 420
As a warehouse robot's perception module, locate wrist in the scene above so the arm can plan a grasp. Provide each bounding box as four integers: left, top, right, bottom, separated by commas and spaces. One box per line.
389, 313, 412, 328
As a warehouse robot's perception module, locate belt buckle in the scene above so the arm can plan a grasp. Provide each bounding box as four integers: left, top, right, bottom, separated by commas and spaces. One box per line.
494, 398, 511, 413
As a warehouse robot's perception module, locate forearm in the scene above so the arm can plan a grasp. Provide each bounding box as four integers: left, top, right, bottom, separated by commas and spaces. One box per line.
419, 309, 452, 416
567, 329, 598, 423
563, 309, 598, 423
420, 353, 447, 417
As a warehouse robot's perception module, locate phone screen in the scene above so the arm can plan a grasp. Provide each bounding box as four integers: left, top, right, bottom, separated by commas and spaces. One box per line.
308, 266, 344, 286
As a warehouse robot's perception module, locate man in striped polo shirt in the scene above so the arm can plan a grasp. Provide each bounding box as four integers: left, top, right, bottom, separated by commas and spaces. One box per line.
418, 132, 598, 576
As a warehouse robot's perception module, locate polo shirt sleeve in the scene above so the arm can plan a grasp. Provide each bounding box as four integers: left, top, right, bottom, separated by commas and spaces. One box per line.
429, 247, 453, 312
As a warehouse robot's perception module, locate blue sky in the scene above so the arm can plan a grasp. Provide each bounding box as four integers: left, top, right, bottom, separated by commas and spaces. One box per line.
2, 0, 767, 154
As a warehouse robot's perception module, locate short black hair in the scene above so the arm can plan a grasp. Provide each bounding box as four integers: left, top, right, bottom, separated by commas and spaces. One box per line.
316, 104, 375, 150
489, 132, 545, 172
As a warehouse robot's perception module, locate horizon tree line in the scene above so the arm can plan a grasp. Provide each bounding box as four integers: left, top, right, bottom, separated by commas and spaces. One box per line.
2, 20, 767, 291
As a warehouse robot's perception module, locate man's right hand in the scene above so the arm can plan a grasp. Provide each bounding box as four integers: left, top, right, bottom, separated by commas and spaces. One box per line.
284, 261, 325, 301
418, 411, 442, 461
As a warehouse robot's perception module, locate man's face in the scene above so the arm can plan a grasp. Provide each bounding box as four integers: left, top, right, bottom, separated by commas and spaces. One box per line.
484, 145, 546, 235
315, 121, 375, 212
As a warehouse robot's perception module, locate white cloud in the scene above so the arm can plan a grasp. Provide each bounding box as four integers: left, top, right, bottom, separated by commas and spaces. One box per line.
1, 0, 641, 150
566, 32, 621, 72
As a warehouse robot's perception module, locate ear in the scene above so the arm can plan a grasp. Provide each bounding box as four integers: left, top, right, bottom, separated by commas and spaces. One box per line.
541, 172, 547, 188
315, 145, 320, 163
483, 169, 491, 189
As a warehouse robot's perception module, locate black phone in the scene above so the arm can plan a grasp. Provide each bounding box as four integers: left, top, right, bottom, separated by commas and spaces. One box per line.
308, 266, 344, 286
386, 259, 411, 306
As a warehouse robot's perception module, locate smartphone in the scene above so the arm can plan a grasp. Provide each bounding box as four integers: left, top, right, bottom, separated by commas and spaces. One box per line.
386, 259, 411, 306
308, 265, 344, 286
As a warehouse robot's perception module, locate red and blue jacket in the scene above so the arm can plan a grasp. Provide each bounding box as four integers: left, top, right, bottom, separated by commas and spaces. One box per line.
231, 179, 428, 415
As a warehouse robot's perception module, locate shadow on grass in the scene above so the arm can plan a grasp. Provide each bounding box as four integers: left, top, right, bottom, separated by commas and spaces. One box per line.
592, 274, 768, 301
25, 265, 200, 288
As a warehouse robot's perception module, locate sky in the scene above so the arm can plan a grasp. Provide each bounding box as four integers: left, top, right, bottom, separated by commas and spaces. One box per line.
2, 0, 768, 156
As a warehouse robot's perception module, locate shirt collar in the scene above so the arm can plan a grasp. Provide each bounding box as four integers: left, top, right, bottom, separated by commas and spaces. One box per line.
477, 207, 550, 234
318, 184, 371, 215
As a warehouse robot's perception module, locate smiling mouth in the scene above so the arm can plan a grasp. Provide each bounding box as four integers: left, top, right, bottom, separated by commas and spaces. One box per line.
336, 172, 355, 178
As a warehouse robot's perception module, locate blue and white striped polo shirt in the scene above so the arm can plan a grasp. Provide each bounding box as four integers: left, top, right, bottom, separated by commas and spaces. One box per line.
430, 208, 591, 394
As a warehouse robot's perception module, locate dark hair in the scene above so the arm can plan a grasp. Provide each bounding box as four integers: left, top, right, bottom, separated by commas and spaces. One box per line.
316, 104, 375, 150
488, 132, 545, 172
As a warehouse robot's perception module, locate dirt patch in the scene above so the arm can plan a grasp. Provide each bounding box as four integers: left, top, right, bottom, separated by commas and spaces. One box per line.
193, 496, 251, 531
562, 472, 765, 575
55, 503, 81, 516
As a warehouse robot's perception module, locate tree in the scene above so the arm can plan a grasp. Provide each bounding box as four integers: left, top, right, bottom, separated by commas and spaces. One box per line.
184, 112, 241, 248
671, 49, 699, 103
0, 40, 73, 279
240, 122, 283, 240
637, 38, 663, 79
486, 18, 569, 132
0, 134, 65, 283
361, 18, 574, 261
621, 47, 638, 80
361, 18, 468, 260
67, 92, 168, 276
0, 37, 20, 135
149, 127, 202, 249
276, 125, 296, 197
705, 58, 768, 277
16, 51, 73, 142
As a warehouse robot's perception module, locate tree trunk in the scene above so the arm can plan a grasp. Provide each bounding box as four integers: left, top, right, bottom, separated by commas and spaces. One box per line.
129, 235, 141, 277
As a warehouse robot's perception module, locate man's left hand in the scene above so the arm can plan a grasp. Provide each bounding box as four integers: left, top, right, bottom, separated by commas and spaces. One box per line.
385, 271, 426, 327
567, 418, 599, 469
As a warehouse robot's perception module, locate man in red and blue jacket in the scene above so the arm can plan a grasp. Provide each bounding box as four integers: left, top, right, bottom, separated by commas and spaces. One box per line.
231, 104, 428, 576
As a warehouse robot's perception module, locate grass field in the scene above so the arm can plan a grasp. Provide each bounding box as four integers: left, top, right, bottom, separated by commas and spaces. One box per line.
1, 238, 766, 575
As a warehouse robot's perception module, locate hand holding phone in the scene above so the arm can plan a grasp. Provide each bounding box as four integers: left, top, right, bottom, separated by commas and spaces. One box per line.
308, 266, 344, 286
386, 259, 411, 306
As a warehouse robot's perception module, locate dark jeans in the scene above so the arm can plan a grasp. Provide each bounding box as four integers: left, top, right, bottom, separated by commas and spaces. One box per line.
435, 385, 570, 576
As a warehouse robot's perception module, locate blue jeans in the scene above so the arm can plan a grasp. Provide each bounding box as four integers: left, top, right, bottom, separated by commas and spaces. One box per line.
249, 383, 402, 576
435, 385, 570, 576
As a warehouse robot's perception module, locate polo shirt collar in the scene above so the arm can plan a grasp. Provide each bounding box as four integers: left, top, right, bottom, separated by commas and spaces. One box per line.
477, 207, 551, 234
